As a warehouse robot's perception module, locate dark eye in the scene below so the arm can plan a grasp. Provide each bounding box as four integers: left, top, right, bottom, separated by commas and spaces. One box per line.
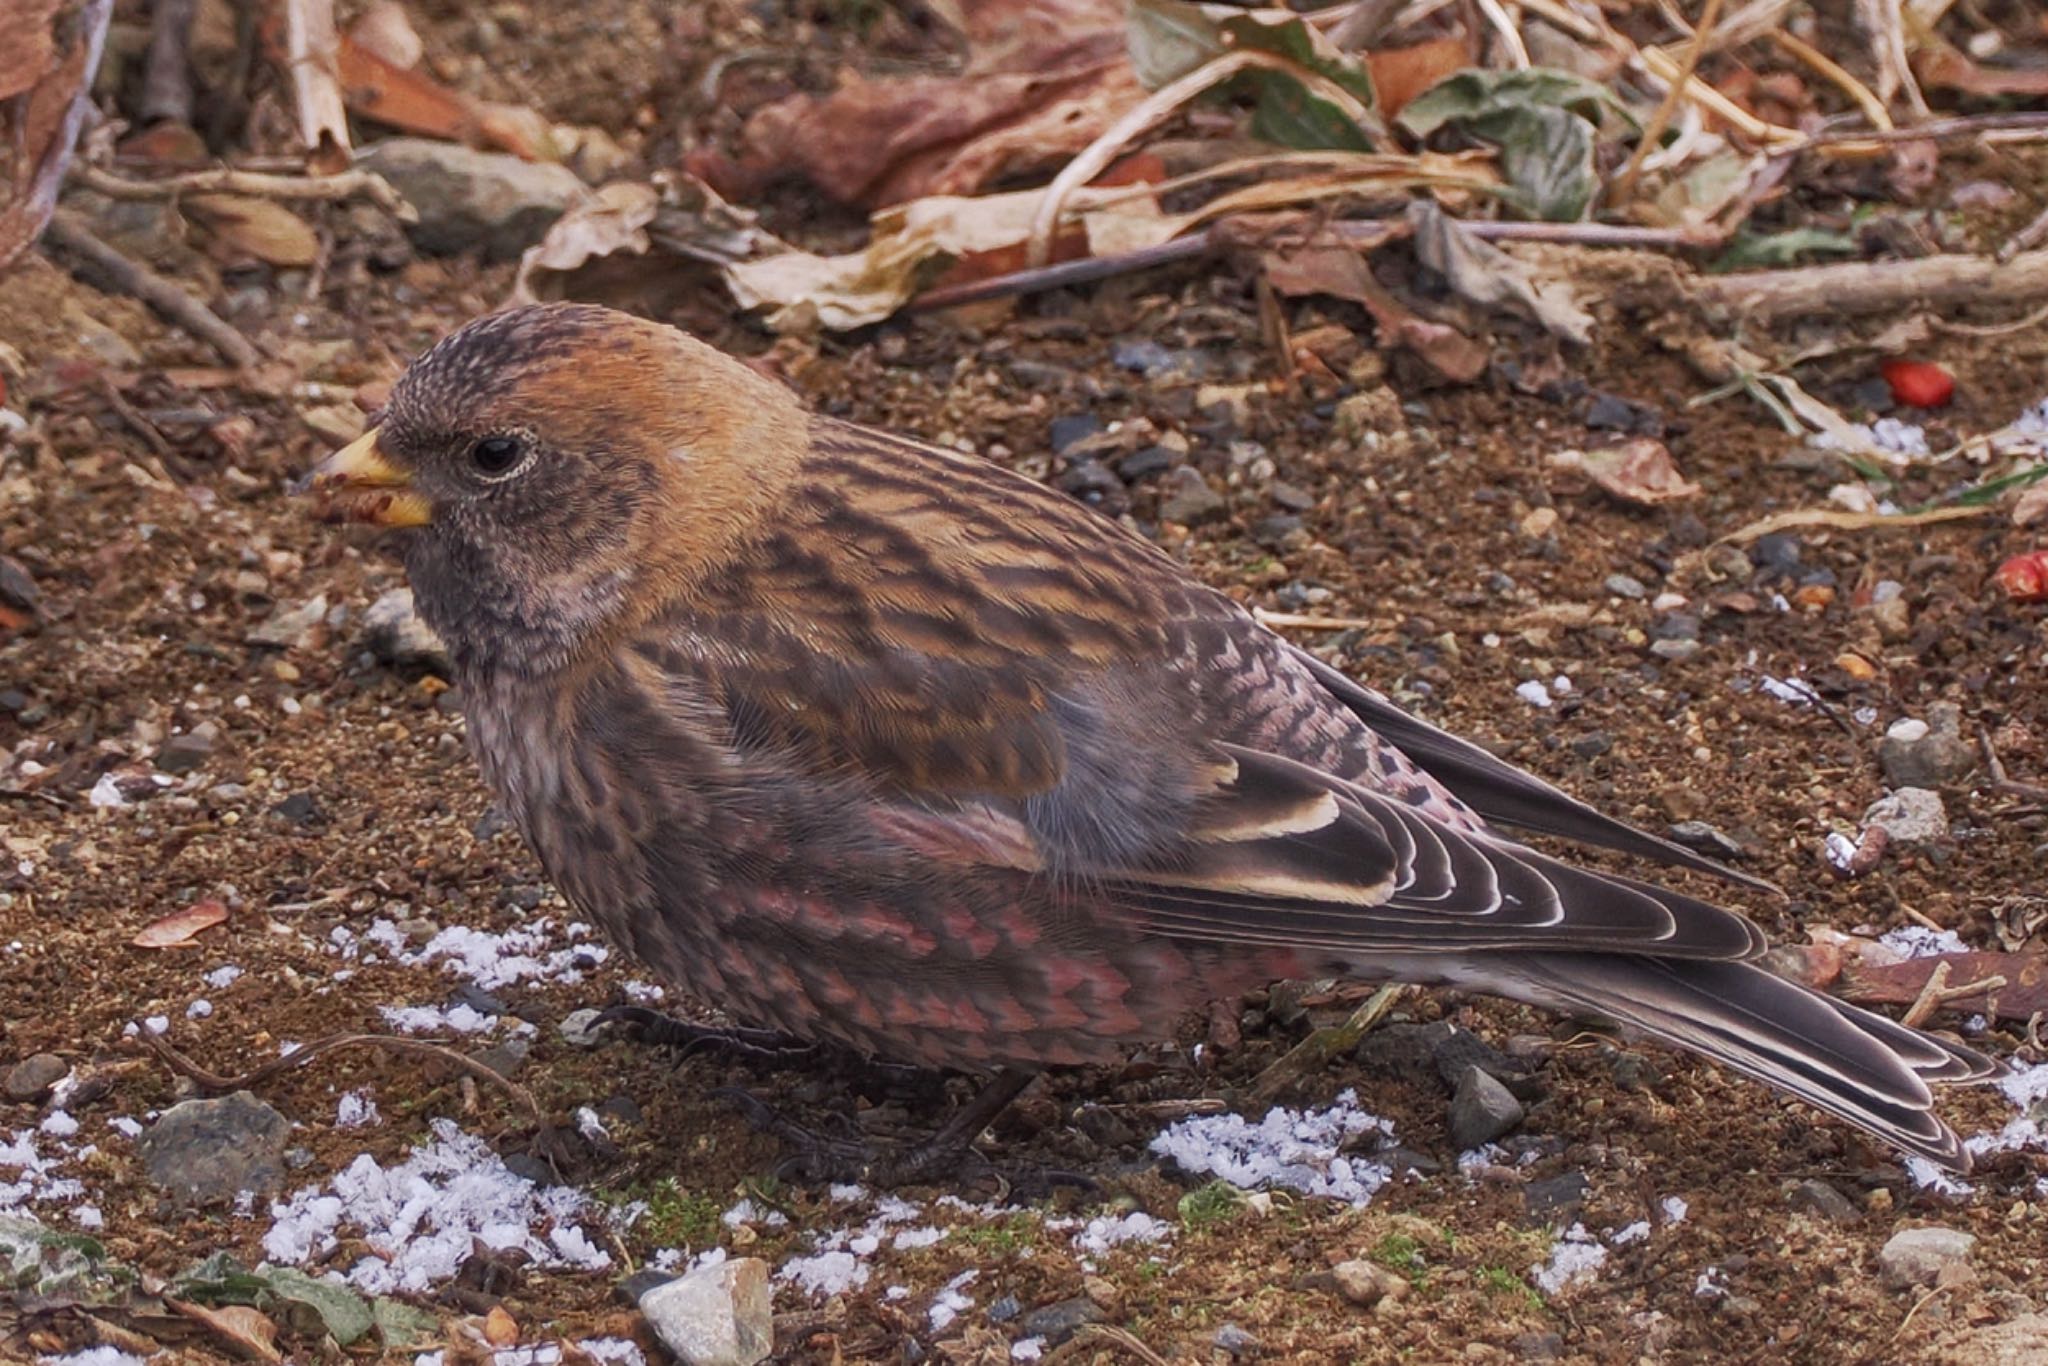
470, 435, 525, 476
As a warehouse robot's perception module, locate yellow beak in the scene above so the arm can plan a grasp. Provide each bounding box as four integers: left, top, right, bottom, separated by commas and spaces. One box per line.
305, 429, 433, 527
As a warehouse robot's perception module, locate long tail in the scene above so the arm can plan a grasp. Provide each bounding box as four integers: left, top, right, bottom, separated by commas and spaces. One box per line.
1476, 953, 2000, 1171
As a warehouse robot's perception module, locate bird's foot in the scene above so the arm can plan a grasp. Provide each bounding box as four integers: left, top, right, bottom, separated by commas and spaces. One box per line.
714, 1073, 1097, 1199
599, 1005, 947, 1108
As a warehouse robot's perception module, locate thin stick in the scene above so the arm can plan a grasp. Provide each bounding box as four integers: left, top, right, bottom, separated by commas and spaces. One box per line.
1802, 110, 2048, 147
139, 1028, 542, 1122
0, 788, 68, 810
0, 0, 114, 270
1473, 0, 1531, 67
73, 164, 416, 221
1247, 983, 1406, 1107
1698, 249, 2048, 323
2000, 203, 2048, 265
1716, 505, 1988, 545
40, 210, 264, 368
1254, 609, 1378, 630
1614, 0, 1727, 205
1026, 49, 1384, 268
910, 215, 1719, 314
282, 0, 351, 172
1769, 29, 1892, 131
139, 0, 198, 127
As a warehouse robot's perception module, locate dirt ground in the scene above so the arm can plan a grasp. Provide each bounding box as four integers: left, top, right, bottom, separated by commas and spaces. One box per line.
5, 3, 2048, 1364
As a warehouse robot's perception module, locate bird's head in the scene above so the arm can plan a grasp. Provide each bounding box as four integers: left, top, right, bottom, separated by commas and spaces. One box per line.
304, 303, 804, 675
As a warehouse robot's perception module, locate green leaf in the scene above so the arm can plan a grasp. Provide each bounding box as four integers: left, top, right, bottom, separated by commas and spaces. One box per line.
1710, 227, 1858, 271
1397, 68, 1629, 220
260, 1268, 377, 1347
1125, 0, 1379, 150
371, 1295, 441, 1349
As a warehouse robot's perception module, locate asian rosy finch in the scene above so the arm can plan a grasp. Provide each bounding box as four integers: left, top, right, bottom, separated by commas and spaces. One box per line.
308, 303, 1993, 1173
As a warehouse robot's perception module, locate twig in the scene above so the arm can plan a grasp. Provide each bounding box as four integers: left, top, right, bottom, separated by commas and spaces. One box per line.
1247, 983, 1406, 1107
1027, 49, 1385, 268
1072, 1325, 1174, 1366
1802, 111, 2048, 148
2000, 203, 2048, 266
1769, 29, 1891, 131
1614, 0, 1727, 205
1698, 249, 2048, 323
1473, 0, 1531, 67
911, 214, 1719, 314
1982, 727, 2048, 803
73, 164, 416, 222
138, 1028, 542, 1122
139, 0, 198, 127
0, 787, 68, 810
1894, 1285, 1950, 1341
0, 0, 114, 270
281, 0, 350, 172
1717, 505, 1989, 545
40, 210, 264, 368
1931, 300, 2048, 337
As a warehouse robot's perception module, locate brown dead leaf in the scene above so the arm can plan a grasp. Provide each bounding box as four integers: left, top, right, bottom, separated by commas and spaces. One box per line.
709, 0, 1139, 208
482, 1306, 520, 1347
132, 899, 229, 949
2014, 481, 2048, 529
1, 0, 109, 269
1561, 439, 1701, 505
1364, 37, 1472, 120
184, 195, 321, 267
165, 1296, 282, 1364
1261, 243, 1488, 382
336, 36, 557, 160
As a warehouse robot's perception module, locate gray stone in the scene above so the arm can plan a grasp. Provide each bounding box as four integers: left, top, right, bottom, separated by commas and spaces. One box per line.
362, 588, 452, 675
1603, 573, 1647, 599
1863, 788, 1949, 845
359, 138, 589, 260
1786, 1179, 1860, 1224
1117, 445, 1175, 480
1878, 703, 1976, 788
1669, 820, 1745, 860
1448, 1066, 1525, 1150
1877, 1226, 1976, 1291
154, 728, 216, 775
1212, 1322, 1261, 1355
247, 594, 329, 649
559, 1008, 607, 1047
1523, 1172, 1589, 1226
1156, 466, 1226, 526
4, 1053, 67, 1102
1649, 638, 1700, 662
138, 1092, 291, 1206
1018, 1296, 1103, 1344
638, 1255, 772, 1366
1332, 1258, 1408, 1308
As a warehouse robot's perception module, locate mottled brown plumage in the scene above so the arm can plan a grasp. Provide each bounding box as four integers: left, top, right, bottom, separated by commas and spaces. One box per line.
309, 303, 1997, 1171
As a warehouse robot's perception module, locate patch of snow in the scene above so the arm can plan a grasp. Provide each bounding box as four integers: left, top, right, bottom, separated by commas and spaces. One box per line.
38, 1112, 77, 1139
262, 1117, 607, 1294
780, 1248, 867, 1297
577, 1341, 646, 1366
1661, 1196, 1688, 1224
0, 1126, 88, 1218
1150, 1089, 1395, 1206
87, 774, 130, 809
1878, 926, 1969, 959
39, 1350, 149, 1366
1610, 1221, 1650, 1246
893, 1225, 945, 1250
335, 1090, 382, 1129
1012, 1338, 1046, 1362
378, 1003, 500, 1035
186, 998, 213, 1019
107, 1117, 142, 1139
1073, 1211, 1173, 1256
1823, 831, 1859, 872
621, 980, 666, 1003
204, 964, 243, 989
1531, 1223, 1607, 1295
721, 1197, 789, 1229
929, 1268, 978, 1332
1759, 675, 1819, 707
1814, 417, 1929, 460
1695, 1267, 1727, 1299
1514, 679, 1553, 708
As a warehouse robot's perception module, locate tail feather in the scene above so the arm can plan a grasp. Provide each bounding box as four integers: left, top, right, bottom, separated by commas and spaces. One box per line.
1482, 954, 1999, 1171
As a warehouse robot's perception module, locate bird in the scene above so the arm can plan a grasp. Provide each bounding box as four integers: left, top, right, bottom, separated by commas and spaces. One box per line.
306, 301, 1995, 1177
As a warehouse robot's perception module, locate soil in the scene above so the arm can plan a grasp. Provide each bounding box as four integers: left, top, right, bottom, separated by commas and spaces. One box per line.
3, 3, 2048, 1364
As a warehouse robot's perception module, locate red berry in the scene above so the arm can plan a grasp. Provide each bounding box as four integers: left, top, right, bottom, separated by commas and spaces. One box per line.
1879, 359, 1954, 408
1994, 550, 2048, 602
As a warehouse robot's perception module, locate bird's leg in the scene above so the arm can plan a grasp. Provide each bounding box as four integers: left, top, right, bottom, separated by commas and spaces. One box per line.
594, 1004, 815, 1063
599, 1004, 947, 1107
721, 1067, 1094, 1195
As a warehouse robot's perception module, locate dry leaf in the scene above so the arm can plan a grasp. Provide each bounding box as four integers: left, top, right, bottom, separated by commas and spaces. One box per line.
1365, 37, 1473, 120
132, 899, 229, 949
1261, 242, 1487, 382
511, 181, 659, 300
482, 1306, 519, 1347
184, 194, 321, 267
336, 35, 558, 160
1407, 200, 1591, 343
348, 0, 423, 70
1561, 439, 1701, 505
0, 0, 110, 269
703, 0, 1137, 208
166, 1296, 283, 1364
2013, 481, 2048, 529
